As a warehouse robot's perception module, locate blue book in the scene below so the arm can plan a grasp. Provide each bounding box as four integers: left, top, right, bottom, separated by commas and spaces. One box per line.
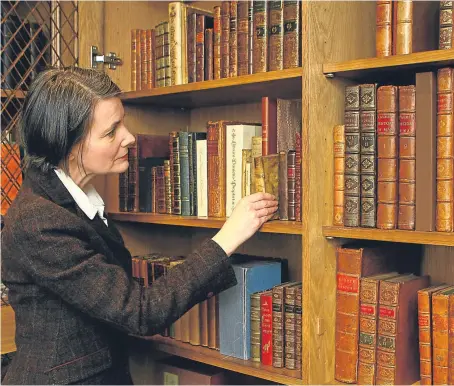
219, 260, 281, 360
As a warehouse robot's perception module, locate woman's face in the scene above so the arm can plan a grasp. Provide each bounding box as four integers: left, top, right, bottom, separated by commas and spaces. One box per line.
71, 97, 135, 177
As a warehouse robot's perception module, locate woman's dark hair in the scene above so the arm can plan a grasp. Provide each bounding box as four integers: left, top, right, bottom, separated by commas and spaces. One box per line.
20, 67, 121, 173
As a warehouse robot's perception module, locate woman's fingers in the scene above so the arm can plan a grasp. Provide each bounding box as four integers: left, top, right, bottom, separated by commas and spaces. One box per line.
256, 205, 278, 218
247, 192, 275, 203
253, 199, 278, 210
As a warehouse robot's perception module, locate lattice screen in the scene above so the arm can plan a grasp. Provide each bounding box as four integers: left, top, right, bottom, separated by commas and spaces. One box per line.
1, 1, 79, 218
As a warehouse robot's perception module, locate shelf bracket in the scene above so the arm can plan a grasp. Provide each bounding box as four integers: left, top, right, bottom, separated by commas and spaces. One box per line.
91, 46, 122, 70
324, 73, 334, 79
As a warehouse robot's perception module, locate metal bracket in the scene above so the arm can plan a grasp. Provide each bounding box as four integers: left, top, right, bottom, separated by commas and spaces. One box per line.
325, 73, 334, 79
91, 46, 122, 70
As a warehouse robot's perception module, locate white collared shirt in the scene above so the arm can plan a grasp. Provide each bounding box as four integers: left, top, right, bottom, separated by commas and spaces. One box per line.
54, 168, 108, 226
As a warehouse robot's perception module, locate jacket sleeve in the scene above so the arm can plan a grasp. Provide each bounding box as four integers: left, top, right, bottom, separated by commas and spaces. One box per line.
8, 207, 237, 337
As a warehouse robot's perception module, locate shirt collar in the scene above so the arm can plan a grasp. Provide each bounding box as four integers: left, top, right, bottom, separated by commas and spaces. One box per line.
54, 168, 107, 224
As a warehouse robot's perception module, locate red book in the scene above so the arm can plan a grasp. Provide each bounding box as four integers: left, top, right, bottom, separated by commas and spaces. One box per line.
260, 291, 273, 366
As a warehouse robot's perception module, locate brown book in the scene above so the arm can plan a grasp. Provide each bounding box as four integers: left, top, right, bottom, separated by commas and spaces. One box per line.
220, 2, 230, 78
146, 29, 156, 89
439, 1, 454, 50
288, 150, 297, 221
140, 30, 147, 90
204, 28, 214, 81
207, 295, 217, 349
189, 304, 201, 345
229, 1, 238, 77
187, 12, 197, 83
416, 72, 437, 232
335, 245, 398, 383
237, 1, 249, 76
261, 97, 278, 156
200, 300, 209, 347
283, 0, 300, 69
268, 0, 284, 72
418, 284, 451, 385
253, 154, 280, 220
278, 151, 288, 220
344, 85, 361, 227
131, 29, 140, 91
164, 160, 172, 214
295, 131, 302, 222
196, 16, 213, 82
333, 125, 345, 226
436, 67, 454, 232
376, 274, 430, 385
248, 0, 254, 75
151, 167, 157, 213
213, 6, 221, 80
284, 283, 302, 370
252, 0, 268, 73
357, 272, 399, 385
360, 84, 378, 228
398, 85, 416, 230
172, 134, 182, 215
295, 285, 302, 370
392, 0, 413, 55
377, 85, 399, 230
376, 1, 393, 57
277, 98, 302, 153
432, 286, 454, 385
156, 165, 166, 214
250, 291, 261, 362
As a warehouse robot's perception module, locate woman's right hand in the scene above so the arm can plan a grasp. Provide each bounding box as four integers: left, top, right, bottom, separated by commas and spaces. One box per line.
212, 192, 278, 256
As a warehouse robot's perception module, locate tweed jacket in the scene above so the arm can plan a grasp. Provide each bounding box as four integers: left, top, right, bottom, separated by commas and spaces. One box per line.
1, 167, 237, 385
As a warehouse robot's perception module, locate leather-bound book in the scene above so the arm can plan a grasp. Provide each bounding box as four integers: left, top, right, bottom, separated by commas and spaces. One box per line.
262, 97, 278, 155
344, 85, 361, 227
295, 286, 302, 370
335, 244, 398, 384
284, 283, 302, 370
392, 0, 413, 55
229, 1, 238, 77
200, 300, 209, 347
131, 29, 139, 91
237, 1, 249, 76
357, 272, 399, 385
295, 132, 302, 221
252, 0, 268, 73
242, 149, 253, 197
449, 290, 454, 385
418, 284, 451, 385
376, 274, 430, 385
377, 85, 399, 229
279, 151, 289, 220
360, 84, 378, 228
151, 167, 157, 213
277, 98, 302, 153
220, 2, 230, 78
250, 291, 261, 362
169, 131, 178, 214
436, 68, 454, 232
248, 0, 254, 74
333, 125, 345, 226
398, 85, 416, 230
119, 169, 128, 212
376, 1, 393, 57
179, 132, 190, 216
260, 290, 273, 366
164, 160, 172, 214
269, 0, 284, 72
172, 134, 182, 215
439, 1, 454, 50
140, 30, 147, 90
213, 6, 222, 80
416, 72, 437, 231
204, 28, 214, 81
288, 150, 297, 221
169, 2, 184, 85
283, 0, 301, 69
253, 154, 280, 220
207, 295, 217, 349
146, 29, 156, 89
187, 12, 197, 83
432, 286, 454, 385
156, 165, 166, 214
189, 304, 201, 346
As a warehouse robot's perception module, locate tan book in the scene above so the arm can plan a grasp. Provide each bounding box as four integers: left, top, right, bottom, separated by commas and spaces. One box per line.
242, 149, 252, 197
439, 1, 454, 50
376, 1, 393, 57
253, 154, 280, 220
268, 0, 284, 71
333, 125, 345, 226
393, 0, 413, 55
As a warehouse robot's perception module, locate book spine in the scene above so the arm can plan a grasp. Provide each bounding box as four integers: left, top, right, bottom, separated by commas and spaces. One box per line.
279, 151, 289, 220
172, 135, 182, 215
376, 1, 392, 57
155, 23, 164, 88
119, 170, 128, 212
151, 167, 157, 213
268, 0, 284, 71
164, 160, 171, 214
187, 12, 197, 84
272, 286, 285, 368
242, 149, 252, 197
261, 291, 273, 366
436, 68, 454, 232
393, 0, 413, 55
252, 0, 268, 73
220, 2, 230, 78
162, 22, 171, 87
262, 97, 278, 155
360, 84, 377, 228
179, 132, 190, 216
189, 304, 201, 346
229, 1, 238, 77
377, 85, 398, 229
169, 2, 184, 85
131, 29, 139, 91
196, 139, 208, 217
295, 286, 302, 369
156, 166, 166, 214
250, 292, 261, 362
288, 150, 296, 221
127, 144, 139, 212
207, 121, 226, 218
344, 85, 361, 227
248, 0, 254, 74
204, 28, 214, 81
207, 295, 217, 349
333, 125, 345, 226
295, 132, 302, 221
188, 133, 195, 216
237, 1, 249, 76
283, 0, 300, 69
439, 1, 454, 50
284, 284, 299, 369
140, 29, 147, 90
398, 85, 416, 230
146, 29, 155, 89
213, 6, 222, 80
196, 15, 205, 82
200, 300, 209, 347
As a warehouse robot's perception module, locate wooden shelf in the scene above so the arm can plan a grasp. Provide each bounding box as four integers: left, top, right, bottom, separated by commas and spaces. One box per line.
120, 68, 303, 108
143, 335, 303, 385
322, 226, 454, 247
323, 49, 454, 80
109, 212, 303, 235
1, 89, 26, 99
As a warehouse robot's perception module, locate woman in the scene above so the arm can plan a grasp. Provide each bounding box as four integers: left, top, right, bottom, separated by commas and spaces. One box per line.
1, 67, 278, 385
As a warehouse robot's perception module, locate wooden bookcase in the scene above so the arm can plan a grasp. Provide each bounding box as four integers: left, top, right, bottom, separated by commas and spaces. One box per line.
78, 1, 454, 385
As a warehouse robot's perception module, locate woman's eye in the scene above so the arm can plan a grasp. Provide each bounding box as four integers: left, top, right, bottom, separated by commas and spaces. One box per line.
107, 127, 117, 137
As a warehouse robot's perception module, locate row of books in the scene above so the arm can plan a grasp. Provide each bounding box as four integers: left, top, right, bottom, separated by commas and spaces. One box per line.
333, 67, 454, 233
376, 1, 453, 57
119, 97, 302, 221
130, 0, 301, 91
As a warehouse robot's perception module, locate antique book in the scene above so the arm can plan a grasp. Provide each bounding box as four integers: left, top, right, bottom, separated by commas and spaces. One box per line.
268, 0, 284, 71
155, 21, 171, 88
251, 135, 263, 194
204, 28, 214, 80
333, 125, 345, 226
252, 0, 268, 73
179, 132, 190, 216
195, 14, 214, 82
131, 29, 140, 90
284, 283, 302, 370
377, 85, 399, 229
220, 1, 230, 78
1, 143, 22, 216
288, 150, 297, 221
295, 285, 302, 370
418, 284, 451, 385
436, 67, 454, 232
156, 165, 166, 214
169, 2, 185, 85
140, 30, 147, 90
253, 154, 280, 220
415, 72, 437, 231
207, 295, 217, 349
242, 149, 253, 198
260, 290, 273, 366
360, 84, 378, 228
432, 286, 454, 384
398, 85, 416, 230
250, 291, 262, 362
278, 151, 289, 220
146, 29, 155, 89
189, 304, 201, 346
295, 132, 302, 221
196, 139, 208, 217
335, 244, 399, 383
169, 131, 178, 214
376, 274, 430, 385
283, 0, 300, 69
262, 97, 278, 156
213, 6, 221, 80
237, 1, 250, 76
138, 157, 166, 212
172, 134, 182, 215
392, 0, 413, 55
439, 1, 454, 50
277, 98, 302, 153
200, 300, 209, 347
164, 160, 171, 214
344, 85, 361, 227
191, 133, 207, 216
376, 0, 393, 57
187, 12, 197, 83
229, 1, 238, 77
357, 272, 399, 385
248, 0, 254, 74
151, 167, 157, 213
